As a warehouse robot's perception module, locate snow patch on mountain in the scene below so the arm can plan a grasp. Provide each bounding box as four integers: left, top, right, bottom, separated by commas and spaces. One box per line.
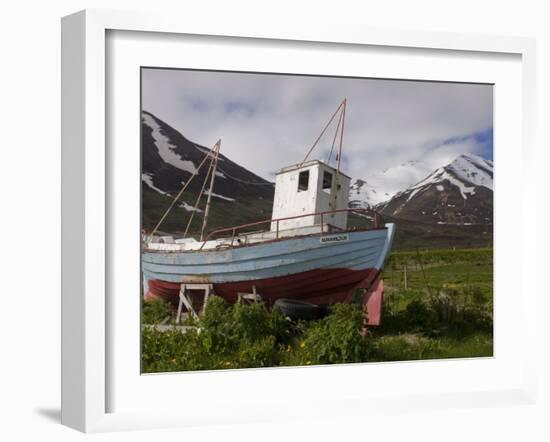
405, 186, 425, 202
142, 113, 197, 174
142, 173, 170, 196
349, 179, 380, 208
195, 144, 227, 163
409, 153, 492, 199
208, 191, 236, 202
408, 167, 477, 200
446, 153, 493, 190
179, 201, 203, 213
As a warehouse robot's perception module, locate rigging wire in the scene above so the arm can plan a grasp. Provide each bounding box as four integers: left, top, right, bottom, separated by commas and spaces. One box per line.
216, 167, 274, 186
327, 109, 344, 165
147, 142, 217, 241
190, 141, 274, 186
300, 99, 345, 166
183, 156, 216, 238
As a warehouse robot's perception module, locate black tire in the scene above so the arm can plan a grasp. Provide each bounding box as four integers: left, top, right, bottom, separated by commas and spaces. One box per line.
273, 298, 329, 321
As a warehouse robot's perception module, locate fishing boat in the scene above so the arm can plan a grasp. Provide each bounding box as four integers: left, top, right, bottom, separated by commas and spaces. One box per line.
142, 99, 395, 319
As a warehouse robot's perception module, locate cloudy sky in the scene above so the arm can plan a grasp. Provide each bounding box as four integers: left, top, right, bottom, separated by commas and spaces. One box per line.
141, 68, 493, 187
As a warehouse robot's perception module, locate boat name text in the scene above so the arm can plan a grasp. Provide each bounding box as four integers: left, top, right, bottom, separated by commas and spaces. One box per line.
320, 234, 349, 244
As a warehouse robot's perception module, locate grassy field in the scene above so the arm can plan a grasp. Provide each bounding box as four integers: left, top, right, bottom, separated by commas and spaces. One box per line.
141, 247, 493, 373
372, 247, 493, 361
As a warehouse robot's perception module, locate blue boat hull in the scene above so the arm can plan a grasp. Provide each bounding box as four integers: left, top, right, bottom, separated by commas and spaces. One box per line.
142, 224, 395, 305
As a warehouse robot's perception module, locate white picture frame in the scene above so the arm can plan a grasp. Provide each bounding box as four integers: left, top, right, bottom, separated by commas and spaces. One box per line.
61, 9, 537, 433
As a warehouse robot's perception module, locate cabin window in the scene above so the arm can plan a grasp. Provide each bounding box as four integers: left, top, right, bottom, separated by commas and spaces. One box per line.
298, 170, 309, 191
322, 171, 333, 193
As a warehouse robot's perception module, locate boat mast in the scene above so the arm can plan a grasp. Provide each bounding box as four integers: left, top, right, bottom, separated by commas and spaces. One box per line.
330, 98, 346, 218
147, 142, 219, 242
182, 154, 216, 238
336, 98, 346, 173
297, 99, 347, 224
300, 99, 346, 166
200, 139, 221, 241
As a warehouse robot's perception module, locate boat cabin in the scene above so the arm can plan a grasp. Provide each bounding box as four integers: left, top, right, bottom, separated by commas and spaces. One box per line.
271, 160, 351, 232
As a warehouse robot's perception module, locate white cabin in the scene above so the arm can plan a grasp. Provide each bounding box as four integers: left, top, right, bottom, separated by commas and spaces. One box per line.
270, 160, 351, 232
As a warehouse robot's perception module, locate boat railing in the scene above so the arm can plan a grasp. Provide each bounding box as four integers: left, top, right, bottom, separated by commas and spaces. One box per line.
200, 208, 381, 250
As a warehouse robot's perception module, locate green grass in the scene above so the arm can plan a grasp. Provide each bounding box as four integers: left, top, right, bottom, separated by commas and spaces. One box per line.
387, 247, 493, 267
369, 333, 493, 362
141, 247, 493, 372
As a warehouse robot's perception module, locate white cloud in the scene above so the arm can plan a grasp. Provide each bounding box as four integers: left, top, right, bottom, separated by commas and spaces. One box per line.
142, 69, 493, 183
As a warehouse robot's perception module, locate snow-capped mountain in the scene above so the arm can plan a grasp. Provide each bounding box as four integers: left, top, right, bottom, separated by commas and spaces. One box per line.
348, 179, 381, 209
141, 111, 274, 233
380, 153, 493, 225
142, 111, 273, 201
444, 153, 493, 190
349, 160, 435, 208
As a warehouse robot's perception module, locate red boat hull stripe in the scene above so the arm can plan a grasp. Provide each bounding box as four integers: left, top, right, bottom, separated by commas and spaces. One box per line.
146, 267, 380, 306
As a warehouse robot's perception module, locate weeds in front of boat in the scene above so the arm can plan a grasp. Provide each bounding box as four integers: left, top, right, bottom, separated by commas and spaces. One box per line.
142, 297, 291, 372
141, 298, 172, 325
141, 247, 494, 373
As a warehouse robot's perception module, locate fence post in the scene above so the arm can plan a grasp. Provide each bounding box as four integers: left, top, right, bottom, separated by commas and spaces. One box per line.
403, 264, 408, 290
